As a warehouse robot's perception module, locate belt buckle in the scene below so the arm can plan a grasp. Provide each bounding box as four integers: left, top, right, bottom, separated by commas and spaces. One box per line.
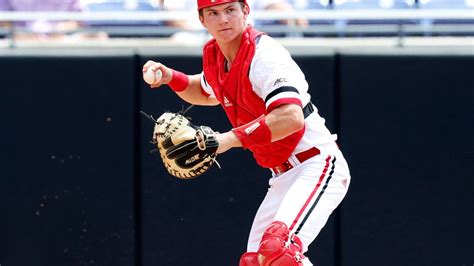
273, 165, 284, 175
273, 161, 293, 175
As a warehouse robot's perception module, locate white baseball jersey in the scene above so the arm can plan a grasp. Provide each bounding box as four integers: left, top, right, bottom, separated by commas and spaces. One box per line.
201, 34, 350, 266
201, 34, 338, 155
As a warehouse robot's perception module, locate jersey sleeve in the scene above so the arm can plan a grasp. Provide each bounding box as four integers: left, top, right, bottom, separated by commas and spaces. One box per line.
200, 72, 217, 99
249, 36, 309, 113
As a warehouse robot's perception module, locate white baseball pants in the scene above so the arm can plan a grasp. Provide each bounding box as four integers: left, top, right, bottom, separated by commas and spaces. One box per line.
246, 149, 351, 265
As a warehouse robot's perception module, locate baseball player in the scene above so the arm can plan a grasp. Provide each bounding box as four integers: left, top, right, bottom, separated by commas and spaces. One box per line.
143, 0, 351, 265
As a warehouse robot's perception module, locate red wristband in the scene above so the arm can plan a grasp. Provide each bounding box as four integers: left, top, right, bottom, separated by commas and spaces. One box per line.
232, 115, 272, 149
168, 69, 189, 92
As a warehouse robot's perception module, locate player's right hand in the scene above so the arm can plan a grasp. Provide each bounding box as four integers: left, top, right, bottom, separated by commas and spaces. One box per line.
142, 60, 173, 88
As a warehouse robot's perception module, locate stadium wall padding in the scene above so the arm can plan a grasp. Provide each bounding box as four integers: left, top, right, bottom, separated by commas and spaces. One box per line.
0, 49, 472, 266
0, 52, 138, 266
337, 53, 474, 266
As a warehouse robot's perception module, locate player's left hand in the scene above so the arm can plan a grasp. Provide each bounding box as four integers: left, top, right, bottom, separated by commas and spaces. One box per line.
152, 112, 220, 179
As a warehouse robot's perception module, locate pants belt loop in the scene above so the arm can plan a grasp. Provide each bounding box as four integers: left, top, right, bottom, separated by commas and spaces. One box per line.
288, 154, 300, 167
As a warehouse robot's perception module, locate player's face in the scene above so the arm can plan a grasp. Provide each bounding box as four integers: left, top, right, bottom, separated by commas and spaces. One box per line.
199, 2, 249, 44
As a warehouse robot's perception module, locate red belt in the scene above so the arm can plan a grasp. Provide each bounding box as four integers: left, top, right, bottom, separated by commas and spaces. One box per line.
271, 147, 321, 175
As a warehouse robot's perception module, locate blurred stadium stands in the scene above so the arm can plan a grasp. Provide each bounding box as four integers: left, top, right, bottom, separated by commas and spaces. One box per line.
82, 0, 160, 25
416, 0, 474, 36
0, 0, 473, 44
330, 0, 416, 37
80, 0, 165, 37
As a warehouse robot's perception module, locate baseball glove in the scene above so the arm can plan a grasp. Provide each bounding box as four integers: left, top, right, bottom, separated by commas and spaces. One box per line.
151, 112, 219, 179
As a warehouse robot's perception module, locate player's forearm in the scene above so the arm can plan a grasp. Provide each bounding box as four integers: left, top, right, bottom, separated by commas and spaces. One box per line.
175, 74, 220, 106
217, 104, 304, 154
265, 104, 305, 142
216, 131, 242, 154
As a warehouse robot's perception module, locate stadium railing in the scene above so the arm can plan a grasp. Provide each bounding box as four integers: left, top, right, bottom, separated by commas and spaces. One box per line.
0, 9, 473, 40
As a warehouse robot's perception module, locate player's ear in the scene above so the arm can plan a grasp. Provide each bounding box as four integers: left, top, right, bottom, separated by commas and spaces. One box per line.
243, 4, 249, 20
199, 14, 207, 28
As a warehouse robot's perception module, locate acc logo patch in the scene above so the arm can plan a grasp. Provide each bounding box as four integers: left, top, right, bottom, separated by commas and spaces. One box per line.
273, 78, 288, 87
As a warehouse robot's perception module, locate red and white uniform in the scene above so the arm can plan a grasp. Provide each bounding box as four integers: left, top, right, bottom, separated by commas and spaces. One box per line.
201, 26, 350, 265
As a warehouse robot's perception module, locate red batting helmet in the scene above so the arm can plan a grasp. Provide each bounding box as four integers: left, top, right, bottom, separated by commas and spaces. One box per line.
197, 0, 248, 10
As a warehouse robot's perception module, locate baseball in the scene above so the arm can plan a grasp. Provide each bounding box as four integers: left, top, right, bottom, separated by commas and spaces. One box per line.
143, 68, 162, 85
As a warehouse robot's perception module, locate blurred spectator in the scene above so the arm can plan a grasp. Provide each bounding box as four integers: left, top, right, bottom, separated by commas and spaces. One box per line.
80, 0, 161, 25
160, 0, 298, 30
332, 0, 415, 9
332, 0, 416, 37
0, 0, 88, 40
158, 0, 208, 43
160, 0, 198, 29
380, 0, 416, 9
288, 0, 331, 37
250, 0, 309, 37
417, 0, 474, 36
417, 0, 468, 8
468, 0, 474, 8
159, 0, 308, 39
290, 0, 330, 9
80, 0, 161, 37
